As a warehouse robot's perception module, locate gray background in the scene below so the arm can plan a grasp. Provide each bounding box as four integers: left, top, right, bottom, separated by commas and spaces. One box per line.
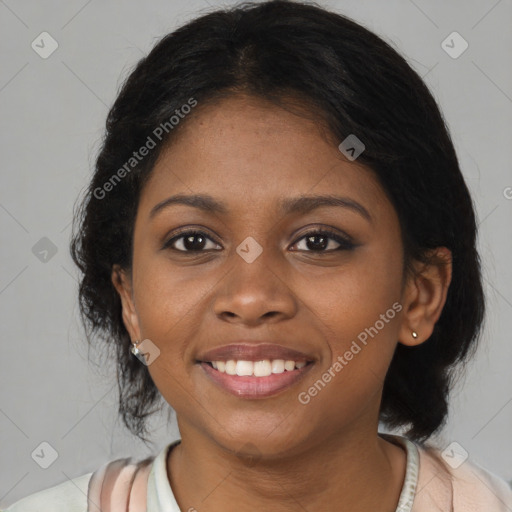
1, 0, 511, 507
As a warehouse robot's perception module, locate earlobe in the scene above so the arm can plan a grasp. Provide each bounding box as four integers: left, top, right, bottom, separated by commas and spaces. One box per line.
398, 247, 452, 347
111, 264, 141, 342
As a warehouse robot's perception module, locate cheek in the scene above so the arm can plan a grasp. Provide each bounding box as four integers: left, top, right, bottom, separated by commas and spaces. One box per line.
133, 249, 211, 336
297, 240, 403, 369
132, 260, 208, 409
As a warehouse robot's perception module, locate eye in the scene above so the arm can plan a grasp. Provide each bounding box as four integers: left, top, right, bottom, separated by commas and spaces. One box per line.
291, 228, 355, 253
163, 227, 355, 254
163, 230, 221, 252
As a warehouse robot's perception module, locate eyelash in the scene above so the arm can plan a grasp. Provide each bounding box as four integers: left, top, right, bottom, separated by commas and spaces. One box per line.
163, 227, 355, 254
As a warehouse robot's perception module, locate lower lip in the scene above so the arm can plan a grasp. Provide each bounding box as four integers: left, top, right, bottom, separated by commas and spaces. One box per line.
198, 362, 314, 399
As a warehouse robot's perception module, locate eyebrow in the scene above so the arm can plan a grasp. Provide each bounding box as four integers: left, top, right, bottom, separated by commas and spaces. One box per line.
149, 193, 372, 223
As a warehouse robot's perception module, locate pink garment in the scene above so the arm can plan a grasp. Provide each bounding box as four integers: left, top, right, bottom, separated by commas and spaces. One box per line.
87, 456, 153, 512
412, 442, 512, 511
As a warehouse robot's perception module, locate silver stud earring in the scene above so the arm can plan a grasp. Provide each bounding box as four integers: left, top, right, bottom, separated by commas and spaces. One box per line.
411, 330, 418, 339
130, 340, 141, 356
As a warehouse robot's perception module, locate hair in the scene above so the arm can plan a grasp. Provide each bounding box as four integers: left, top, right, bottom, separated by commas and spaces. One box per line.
70, 0, 485, 445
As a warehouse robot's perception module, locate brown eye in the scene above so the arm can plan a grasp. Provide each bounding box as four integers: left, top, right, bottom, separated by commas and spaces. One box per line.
164, 230, 221, 252
292, 229, 355, 252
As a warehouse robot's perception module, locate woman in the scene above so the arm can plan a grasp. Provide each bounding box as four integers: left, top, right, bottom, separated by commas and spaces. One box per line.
4, 1, 511, 510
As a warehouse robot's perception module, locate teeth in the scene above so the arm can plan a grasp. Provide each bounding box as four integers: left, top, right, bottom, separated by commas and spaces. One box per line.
236, 360, 253, 376
271, 359, 285, 374
208, 359, 309, 376
225, 360, 237, 375
284, 360, 295, 371
254, 360, 271, 377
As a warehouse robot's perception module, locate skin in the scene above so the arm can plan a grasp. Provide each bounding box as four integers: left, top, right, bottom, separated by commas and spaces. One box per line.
112, 94, 452, 512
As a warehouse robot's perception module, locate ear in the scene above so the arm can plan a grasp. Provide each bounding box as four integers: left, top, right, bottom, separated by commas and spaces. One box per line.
111, 264, 141, 343
398, 247, 452, 346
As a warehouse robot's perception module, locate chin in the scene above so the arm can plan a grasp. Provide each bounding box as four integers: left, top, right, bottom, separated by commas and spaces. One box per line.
208, 416, 313, 461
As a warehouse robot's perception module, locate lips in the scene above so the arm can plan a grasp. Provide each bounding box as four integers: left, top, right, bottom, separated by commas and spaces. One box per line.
196, 343, 315, 363
195, 342, 316, 399
199, 360, 314, 398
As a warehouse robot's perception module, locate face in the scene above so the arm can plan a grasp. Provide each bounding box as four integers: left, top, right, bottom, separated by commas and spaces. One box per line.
113, 94, 434, 458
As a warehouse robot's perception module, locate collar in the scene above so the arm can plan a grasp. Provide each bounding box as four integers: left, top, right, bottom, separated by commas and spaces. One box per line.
379, 433, 420, 512
147, 439, 182, 512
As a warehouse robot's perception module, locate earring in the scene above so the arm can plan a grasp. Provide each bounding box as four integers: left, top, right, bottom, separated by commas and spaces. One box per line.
130, 340, 141, 356
411, 330, 418, 339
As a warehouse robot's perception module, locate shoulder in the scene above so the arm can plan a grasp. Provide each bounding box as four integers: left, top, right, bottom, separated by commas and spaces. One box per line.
2, 471, 93, 512
416, 443, 512, 511
449, 455, 512, 510
2, 450, 160, 512
2, 443, 173, 512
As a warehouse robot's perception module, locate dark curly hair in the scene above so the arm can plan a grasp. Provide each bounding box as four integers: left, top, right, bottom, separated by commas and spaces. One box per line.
70, 0, 485, 445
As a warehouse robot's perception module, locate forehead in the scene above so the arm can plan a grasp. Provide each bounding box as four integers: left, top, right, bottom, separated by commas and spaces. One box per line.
138, 95, 390, 220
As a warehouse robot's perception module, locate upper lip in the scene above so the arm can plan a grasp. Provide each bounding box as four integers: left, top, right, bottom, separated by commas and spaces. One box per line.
196, 342, 315, 363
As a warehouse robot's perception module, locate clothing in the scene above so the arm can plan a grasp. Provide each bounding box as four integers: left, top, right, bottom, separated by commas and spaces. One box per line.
2, 433, 511, 511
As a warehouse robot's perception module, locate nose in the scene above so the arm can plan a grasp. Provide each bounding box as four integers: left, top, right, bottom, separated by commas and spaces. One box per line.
212, 252, 298, 326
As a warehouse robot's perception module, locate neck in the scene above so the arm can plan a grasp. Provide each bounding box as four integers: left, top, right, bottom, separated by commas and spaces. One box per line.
166, 424, 407, 512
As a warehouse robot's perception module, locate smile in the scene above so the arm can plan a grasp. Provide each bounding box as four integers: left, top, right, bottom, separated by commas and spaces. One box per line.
198, 359, 314, 398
